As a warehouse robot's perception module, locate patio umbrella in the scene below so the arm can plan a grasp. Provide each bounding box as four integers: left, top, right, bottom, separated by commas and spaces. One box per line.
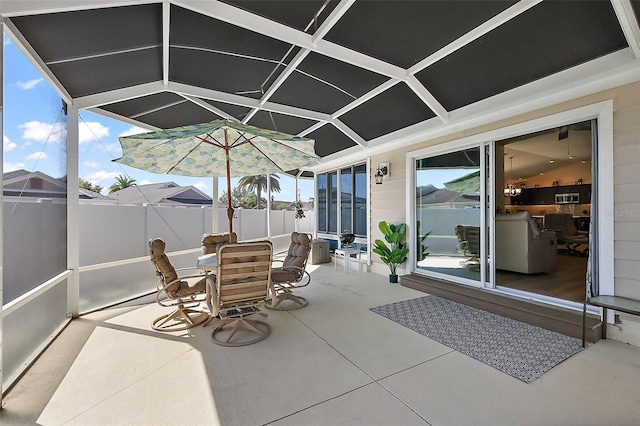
115, 119, 318, 237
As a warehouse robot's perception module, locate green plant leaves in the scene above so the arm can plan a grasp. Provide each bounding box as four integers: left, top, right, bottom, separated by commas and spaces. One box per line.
374, 222, 409, 275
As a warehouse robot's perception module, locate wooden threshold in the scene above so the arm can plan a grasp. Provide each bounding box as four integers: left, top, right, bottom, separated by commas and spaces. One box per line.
401, 274, 603, 343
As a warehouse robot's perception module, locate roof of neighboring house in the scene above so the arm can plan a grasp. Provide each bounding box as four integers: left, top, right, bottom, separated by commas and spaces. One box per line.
4, 169, 115, 200
79, 188, 113, 200
110, 182, 212, 205
417, 185, 480, 205
3, 169, 68, 198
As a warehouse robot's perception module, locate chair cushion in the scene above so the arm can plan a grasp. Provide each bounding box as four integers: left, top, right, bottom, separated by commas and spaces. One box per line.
271, 268, 299, 283
202, 232, 237, 254
149, 238, 178, 284
282, 232, 311, 269
165, 276, 207, 299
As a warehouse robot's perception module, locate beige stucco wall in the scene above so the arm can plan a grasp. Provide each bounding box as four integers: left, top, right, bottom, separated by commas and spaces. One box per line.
369, 81, 640, 344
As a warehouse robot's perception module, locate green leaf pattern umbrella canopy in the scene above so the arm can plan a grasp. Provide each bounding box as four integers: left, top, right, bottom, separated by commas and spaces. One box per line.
115, 120, 318, 177
115, 119, 318, 235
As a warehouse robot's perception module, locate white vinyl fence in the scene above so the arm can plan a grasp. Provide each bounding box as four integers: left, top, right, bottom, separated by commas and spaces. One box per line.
77, 203, 314, 312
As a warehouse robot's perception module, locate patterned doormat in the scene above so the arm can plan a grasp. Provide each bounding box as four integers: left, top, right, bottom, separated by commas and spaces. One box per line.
370, 295, 587, 383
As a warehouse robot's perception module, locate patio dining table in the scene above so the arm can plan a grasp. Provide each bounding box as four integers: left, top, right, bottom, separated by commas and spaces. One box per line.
197, 253, 218, 272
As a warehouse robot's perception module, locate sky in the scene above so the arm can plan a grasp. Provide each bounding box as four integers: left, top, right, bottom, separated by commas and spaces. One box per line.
2, 34, 314, 203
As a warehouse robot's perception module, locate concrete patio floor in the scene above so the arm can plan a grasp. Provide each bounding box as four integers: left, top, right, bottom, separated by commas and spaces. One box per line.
2, 263, 639, 425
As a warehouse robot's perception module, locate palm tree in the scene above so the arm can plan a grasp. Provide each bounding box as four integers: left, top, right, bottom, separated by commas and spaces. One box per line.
108, 174, 137, 194
237, 174, 281, 209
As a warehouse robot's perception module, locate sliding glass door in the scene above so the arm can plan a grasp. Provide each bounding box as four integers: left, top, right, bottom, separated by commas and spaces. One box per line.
415, 148, 482, 284
411, 117, 597, 305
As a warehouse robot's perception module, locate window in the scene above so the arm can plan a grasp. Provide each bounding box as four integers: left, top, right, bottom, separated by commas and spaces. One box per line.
317, 163, 367, 237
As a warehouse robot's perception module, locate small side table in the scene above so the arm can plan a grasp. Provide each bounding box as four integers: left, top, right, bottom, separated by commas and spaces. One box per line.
334, 248, 361, 273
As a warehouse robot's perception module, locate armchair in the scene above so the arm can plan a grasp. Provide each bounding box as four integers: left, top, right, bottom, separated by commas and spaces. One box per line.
149, 238, 213, 332
210, 241, 273, 346
495, 211, 557, 274
455, 225, 481, 265
543, 213, 589, 255
268, 232, 312, 310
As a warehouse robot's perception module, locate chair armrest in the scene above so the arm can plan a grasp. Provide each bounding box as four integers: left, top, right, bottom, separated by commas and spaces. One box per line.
536, 230, 557, 240
272, 265, 311, 288
175, 266, 204, 275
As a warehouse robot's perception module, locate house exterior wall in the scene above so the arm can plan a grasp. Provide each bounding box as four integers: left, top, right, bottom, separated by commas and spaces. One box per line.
370, 81, 640, 345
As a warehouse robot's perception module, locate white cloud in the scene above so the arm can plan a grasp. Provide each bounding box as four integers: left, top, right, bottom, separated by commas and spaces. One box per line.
19, 121, 65, 143
17, 78, 44, 90
4, 135, 17, 152
194, 181, 209, 192
83, 160, 100, 168
18, 120, 109, 145
96, 142, 122, 156
118, 126, 150, 137
26, 151, 48, 161
3, 34, 11, 46
79, 121, 109, 144
86, 170, 121, 182
138, 179, 153, 186
4, 162, 26, 172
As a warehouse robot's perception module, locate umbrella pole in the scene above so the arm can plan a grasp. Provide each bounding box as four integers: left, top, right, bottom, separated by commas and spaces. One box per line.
224, 130, 234, 241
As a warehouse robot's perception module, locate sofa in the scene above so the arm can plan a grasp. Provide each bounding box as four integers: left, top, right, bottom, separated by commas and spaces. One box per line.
495, 211, 557, 274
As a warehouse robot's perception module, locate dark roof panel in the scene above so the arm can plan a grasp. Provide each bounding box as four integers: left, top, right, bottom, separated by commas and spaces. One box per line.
137, 102, 218, 129
307, 124, 357, 157
101, 92, 185, 118
325, 1, 516, 68
171, 5, 292, 61
50, 47, 162, 98
169, 47, 280, 95
248, 111, 316, 135
340, 83, 436, 141
10, 4, 162, 62
415, 1, 629, 110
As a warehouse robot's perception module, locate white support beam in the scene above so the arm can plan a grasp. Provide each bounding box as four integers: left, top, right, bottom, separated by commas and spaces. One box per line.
332, 119, 367, 148
73, 81, 167, 109
332, 79, 401, 119
611, 0, 640, 59
3, 19, 72, 103
260, 99, 332, 123
66, 104, 80, 319
408, 0, 543, 75
162, 1, 170, 86
130, 99, 187, 118
311, 0, 355, 43
0, 0, 154, 17
405, 76, 449, 123
167, 81, 262, 109
299, 121, 328, 137
86, 107, 161, 132
243, 0, 355, 125
242, 48, 311, 124
259, 49, 310, 105
180, 94, 236, 120
168, 81, 333, 122
174, 0, 406, 80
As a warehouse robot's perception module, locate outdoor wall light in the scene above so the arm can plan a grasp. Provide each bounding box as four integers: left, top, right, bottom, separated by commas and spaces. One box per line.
375, 163, 389, 184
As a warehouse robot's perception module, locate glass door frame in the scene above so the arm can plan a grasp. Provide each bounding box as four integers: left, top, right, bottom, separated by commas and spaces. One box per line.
406, 101, 614, 311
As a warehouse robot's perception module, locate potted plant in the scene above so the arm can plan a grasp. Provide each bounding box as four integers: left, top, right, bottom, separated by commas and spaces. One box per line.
372, 221, 409, 283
